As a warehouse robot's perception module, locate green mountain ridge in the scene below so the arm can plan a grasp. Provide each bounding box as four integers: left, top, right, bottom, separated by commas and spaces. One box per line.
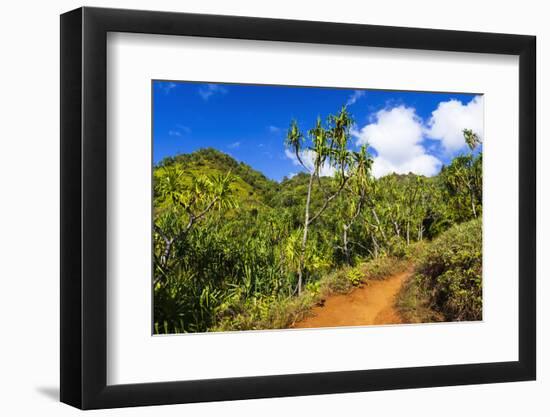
156, 148, 279, 206
155, 148, 442, 211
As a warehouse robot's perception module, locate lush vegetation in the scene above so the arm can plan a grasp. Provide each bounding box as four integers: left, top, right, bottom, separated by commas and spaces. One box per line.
398, 219, 482, 322
153, 106, 483, 333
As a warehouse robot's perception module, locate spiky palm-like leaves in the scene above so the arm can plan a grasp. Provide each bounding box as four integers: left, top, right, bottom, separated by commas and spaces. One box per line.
153, 164, 237, 284
339, 144, 374, 263
443, 129, 483, 219
284, 106, 358, 293
328, 106, 354, 178
285, 119, 305, 168
463, 128, 481, 151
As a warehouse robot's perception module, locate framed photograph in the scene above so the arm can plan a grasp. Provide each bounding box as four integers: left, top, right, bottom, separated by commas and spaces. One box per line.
60, 7, 536, 409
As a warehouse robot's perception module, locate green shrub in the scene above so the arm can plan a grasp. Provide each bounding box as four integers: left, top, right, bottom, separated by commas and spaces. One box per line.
324, 268, 355, 294
414, 218, 482, 321
359, 255, 409, 280
404, 240, 428, 261
347, 267, 363, 286
396, 277, 444, 323
386, 235, 407, 258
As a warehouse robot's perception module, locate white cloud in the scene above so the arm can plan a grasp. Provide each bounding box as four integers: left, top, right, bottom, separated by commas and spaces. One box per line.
227, 141, 241, 149
285, 149, 300, 165
198, 84, 228, 101
346, 90, 366, 106
425, 95, 484, 153
176, 124, 191, 134
168, 124, 191, 137
285, 149, 335, 177
370, 153, 442, 178
353, 106, 441, 178
288, 172, 298, 179
160, 82, 177, 94
268, 125, 281, 133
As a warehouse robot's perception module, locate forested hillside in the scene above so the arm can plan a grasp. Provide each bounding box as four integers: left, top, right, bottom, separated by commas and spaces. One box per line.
153, 107, 482, 333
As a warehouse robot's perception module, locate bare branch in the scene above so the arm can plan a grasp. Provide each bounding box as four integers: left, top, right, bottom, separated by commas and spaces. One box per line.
294, 150, 310, 172
307, 175, 349, 226
153, 224, 171, 246
193, 196, 219, 223
153, 224, 174, 268
315, 173, 331, 199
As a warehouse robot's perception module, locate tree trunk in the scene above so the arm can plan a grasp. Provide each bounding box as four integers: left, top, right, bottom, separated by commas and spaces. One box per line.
297, 171, 315, 295
371, 208, 387, 240
341, 196, 363, 265
463, 174, 477, 219
371, 233, 379, 258
342, 224, 350, 264
406, 220, 410, 245
470, 188, 477, 218
393, 220, 400, 237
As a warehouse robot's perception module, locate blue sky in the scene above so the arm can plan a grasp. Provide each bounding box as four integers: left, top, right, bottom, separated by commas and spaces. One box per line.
153, 80, 483, 181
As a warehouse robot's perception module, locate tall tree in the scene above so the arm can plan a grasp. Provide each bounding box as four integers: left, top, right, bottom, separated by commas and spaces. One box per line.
339, 145, 373, 263
442, 129, 482, 220
285, 106, 354, 294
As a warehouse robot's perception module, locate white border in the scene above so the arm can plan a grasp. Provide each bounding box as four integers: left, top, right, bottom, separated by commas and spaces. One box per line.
106, 33, 519, 385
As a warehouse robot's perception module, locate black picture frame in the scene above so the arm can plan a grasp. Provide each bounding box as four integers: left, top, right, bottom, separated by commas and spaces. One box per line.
60, 6, 536, 410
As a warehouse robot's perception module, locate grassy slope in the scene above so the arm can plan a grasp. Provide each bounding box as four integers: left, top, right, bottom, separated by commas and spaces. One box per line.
396, 218, 482, 323
155, 148, 279, 211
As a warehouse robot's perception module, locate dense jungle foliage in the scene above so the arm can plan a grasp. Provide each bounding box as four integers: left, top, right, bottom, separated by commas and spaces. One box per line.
153, 107, 483, 333
397, 218, 482, 323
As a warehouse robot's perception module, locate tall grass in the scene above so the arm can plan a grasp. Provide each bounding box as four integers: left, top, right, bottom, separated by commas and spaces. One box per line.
211, 254, 409, 332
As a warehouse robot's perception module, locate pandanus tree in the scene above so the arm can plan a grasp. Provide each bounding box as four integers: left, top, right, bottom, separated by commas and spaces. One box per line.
412, 177, 429, 241
153, 165, 237, 285
285, 106, 354, 294
464, 128, 481, 151
402, 176, 428, 245
464, 129, 483, 212
377, 175, 404, 239
339, 145, 373, 264
442, 129, 482, 220
360, 178, 388, 258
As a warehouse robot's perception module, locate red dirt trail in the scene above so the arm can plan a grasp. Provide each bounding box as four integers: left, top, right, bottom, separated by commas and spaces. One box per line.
293, 270, 411, 329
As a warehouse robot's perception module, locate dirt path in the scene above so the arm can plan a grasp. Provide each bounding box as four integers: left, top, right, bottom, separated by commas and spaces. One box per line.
293, 270, 411, 329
